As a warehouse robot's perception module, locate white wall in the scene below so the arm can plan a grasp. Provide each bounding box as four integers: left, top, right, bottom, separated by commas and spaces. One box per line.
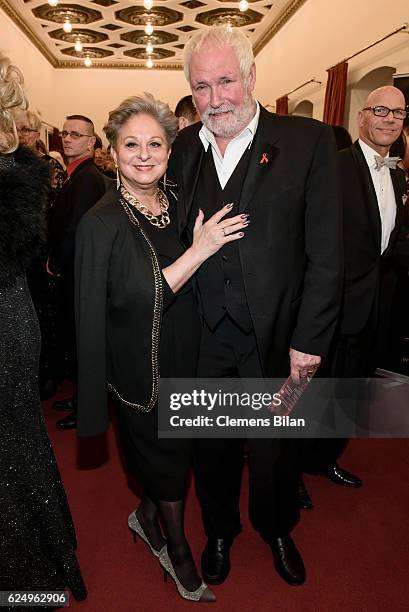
0, 10, 55, 125
52, 68, 189, 140
254, 0, 409, 138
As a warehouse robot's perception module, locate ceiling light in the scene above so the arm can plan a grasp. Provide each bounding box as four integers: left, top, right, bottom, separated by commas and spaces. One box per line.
239, 0, 248, 11
74, 39, 83, 53
143, 0, 154, 9
48, 0, 59, 6
144, 22, 154, 36
146, 42, 154, 55
63, 19, 72, 34
146, 58, 154, 69
84, 57, 92, 67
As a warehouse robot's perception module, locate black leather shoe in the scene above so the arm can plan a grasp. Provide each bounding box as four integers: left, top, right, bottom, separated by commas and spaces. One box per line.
53, 397, 77, 412
326, 463, 362, 487
56, 411, 77, 430
298, 478, 313, 510
201, 538, 233, 585
269, 535, 306, 585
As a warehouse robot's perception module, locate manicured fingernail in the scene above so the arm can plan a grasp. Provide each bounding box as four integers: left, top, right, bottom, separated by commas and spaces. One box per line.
239, 232, 245, 237
243, 221, 250, 226
226, 203, 233, 209
241, 214, 250, 219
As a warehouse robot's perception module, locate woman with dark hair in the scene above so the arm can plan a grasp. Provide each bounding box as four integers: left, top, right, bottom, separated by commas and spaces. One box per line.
0, 54, 86, 603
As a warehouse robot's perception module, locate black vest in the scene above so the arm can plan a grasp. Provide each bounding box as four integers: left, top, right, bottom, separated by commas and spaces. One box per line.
188, 145, 253, 331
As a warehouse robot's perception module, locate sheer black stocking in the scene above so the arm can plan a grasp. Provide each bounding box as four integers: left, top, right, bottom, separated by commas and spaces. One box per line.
158, 499, 201, 592
135, 494, 166, 553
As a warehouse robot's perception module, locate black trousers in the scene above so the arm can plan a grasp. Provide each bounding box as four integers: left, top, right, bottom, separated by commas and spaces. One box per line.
194, 315, 299, 542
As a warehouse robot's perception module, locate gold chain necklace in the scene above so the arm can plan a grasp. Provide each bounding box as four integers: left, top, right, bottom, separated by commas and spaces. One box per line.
120, 185, 170, 229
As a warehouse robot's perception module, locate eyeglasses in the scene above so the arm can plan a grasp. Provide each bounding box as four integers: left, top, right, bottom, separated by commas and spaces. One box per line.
60, 130, 92, 139
17, 127, 39, 134
362, 105, 407, 120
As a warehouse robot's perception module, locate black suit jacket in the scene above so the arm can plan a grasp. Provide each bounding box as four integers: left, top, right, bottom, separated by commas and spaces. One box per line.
48, 157, 106, 277
168, 106, 343, 376
338, 141, 407, 335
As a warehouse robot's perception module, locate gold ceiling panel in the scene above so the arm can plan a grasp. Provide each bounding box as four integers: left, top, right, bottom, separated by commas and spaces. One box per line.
195, 7, 263, 27
61, 44, 114, 56
0, 0, 307, 69
32, 3, 102, 23
49, 26, 108, 43
120, 30, 178, 45
115, 6, 184, 27
124, 46, 176, 60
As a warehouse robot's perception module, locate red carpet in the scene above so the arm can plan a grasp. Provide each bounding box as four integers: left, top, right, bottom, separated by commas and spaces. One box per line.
44, 383, 409, 612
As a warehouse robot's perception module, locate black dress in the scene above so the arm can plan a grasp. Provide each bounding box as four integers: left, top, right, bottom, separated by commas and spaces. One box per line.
115, 203, 201, 501
0, 150, 86, 604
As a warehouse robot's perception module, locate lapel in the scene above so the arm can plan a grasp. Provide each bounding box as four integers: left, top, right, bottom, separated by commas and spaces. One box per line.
239, 106, 280, 212
351, 141, 381, 251
180, 131, 204, 228
384, 167, 407, 254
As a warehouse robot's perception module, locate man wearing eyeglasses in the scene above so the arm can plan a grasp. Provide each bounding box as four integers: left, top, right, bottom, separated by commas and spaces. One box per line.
302, 86, 408, 493
48, 115, 106, 429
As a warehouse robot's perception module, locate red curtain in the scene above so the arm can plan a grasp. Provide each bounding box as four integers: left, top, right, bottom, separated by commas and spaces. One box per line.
275, 96, 289, 115
323, 62, 348, 125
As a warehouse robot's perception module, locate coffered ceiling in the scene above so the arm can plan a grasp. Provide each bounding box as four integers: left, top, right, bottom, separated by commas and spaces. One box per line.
0, 0, 306, 69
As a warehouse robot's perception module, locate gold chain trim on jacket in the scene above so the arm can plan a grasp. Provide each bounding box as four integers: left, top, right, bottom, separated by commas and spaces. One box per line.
107, 196, 163, 412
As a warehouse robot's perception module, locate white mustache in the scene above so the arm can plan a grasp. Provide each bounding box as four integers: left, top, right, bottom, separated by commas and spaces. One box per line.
204, 104, 235, 116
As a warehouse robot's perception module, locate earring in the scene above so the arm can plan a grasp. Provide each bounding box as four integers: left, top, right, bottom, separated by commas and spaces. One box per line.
163, 172, 167, 192
116, 166, 120, 190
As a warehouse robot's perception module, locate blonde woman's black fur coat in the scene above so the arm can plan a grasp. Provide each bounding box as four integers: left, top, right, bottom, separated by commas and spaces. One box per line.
0, 146, 49, 288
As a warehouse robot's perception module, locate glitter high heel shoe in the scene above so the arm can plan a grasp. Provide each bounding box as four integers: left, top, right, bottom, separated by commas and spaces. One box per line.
128, 511, 165, 558
159, 547, 216, 603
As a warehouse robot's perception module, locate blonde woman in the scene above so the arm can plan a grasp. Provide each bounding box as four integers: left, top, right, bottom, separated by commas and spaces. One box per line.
0, 54, 86, 601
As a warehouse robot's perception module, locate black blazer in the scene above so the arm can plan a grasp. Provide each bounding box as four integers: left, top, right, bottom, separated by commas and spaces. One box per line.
75, 187, 175, 437
48, 157, 106, 276
168, 106, 343, 377
338, 141, 407, 335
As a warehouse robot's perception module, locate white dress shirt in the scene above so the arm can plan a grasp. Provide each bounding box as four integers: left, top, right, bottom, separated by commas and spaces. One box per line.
358, 139, 396, 254
199, 101, 260, 189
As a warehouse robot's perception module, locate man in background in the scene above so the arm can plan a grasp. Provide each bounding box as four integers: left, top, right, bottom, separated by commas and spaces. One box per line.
175, 94, 200, 131
301, 86, 409, 501
48, 114, 106, 429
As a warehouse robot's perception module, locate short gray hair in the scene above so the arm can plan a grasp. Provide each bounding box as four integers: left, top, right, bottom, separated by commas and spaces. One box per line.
184, 27, 254, 85
104, 93, 178, 148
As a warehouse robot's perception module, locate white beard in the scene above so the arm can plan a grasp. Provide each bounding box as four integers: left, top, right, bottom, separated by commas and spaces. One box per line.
201, 95, 256, 139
